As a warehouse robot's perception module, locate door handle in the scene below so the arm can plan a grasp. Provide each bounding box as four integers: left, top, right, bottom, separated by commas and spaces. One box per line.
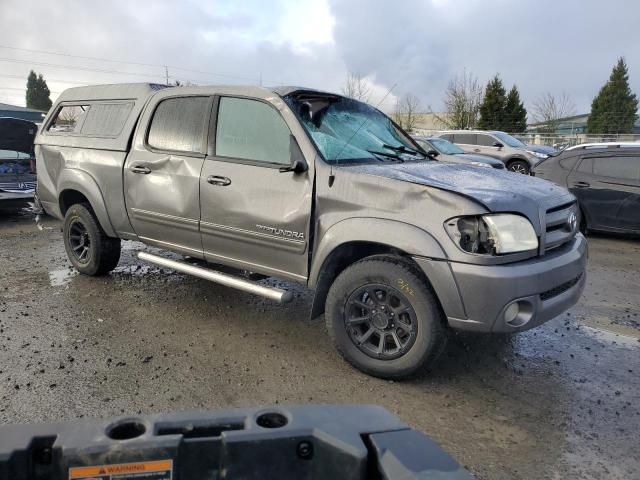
474, 148, 481, 152
207, 175, 231, 186
130, 165, 151, 175
573, 181, 590, 188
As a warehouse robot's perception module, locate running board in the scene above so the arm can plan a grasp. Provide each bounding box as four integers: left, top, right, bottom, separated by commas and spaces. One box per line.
137, 251, 293, 303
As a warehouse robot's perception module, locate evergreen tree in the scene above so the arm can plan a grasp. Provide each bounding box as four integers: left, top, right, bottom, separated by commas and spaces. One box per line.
503, 85, 527, 132
478, 75, 507, 130
25, 70, 52, 111
587, 58, 638, 134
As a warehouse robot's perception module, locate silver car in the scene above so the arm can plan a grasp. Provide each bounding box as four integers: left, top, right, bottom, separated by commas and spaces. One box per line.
435, 130, 547, 174
35, 84, 587, 379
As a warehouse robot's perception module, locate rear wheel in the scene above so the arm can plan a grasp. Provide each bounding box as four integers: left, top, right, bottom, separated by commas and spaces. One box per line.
63, 203, 121, 276
325, 256, 446, 379
507, 160, 530, 174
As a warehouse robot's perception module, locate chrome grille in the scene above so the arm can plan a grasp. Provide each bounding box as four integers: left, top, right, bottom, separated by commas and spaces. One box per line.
544, 201, 578, 253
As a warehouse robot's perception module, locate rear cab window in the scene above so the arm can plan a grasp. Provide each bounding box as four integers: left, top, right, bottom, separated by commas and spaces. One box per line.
146, 96, 210, 154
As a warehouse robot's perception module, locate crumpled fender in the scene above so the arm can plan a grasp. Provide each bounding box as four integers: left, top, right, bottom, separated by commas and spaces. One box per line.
57, 168, 117, 237
308, 217, 447, 289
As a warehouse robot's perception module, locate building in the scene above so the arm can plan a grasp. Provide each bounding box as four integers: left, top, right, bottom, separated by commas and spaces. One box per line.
0, 103, 47, 124
527, 113, 640, 135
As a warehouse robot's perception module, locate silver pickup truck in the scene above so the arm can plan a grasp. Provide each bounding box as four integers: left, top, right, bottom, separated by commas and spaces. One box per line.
35, 83, 587, 378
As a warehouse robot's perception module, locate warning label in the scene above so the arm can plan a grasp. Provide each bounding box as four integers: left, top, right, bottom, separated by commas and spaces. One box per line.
69, 459, 172, 480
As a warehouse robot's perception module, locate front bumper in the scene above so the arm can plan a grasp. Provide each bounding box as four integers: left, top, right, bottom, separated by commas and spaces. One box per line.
414, 234, 587, 333
0, 190, 34, 208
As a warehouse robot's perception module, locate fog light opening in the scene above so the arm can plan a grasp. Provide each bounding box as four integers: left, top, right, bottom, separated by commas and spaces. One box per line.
504, 300, 534, 328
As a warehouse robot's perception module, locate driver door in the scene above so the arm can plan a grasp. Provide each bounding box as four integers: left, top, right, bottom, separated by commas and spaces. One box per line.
199, 96, 313, 281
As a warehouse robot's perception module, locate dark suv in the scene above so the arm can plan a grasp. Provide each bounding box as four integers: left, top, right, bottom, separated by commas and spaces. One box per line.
532, 143, 640, 235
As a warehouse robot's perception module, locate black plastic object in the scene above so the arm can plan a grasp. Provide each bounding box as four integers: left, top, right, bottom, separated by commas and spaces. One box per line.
0, 404, 473, 479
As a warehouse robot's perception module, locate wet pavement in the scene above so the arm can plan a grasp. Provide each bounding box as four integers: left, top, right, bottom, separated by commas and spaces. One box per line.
0, 209, 639, 479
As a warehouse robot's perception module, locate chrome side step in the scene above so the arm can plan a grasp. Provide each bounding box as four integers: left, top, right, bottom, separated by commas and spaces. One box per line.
137, 251, 293, 303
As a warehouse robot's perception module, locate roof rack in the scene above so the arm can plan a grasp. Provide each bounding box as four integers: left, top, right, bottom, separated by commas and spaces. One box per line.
564, 142, 640, 151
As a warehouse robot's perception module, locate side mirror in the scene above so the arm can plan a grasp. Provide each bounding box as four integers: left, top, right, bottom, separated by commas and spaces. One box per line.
427, 149, 439, 157
493, 142, 504, 148
279, 135, 309, 174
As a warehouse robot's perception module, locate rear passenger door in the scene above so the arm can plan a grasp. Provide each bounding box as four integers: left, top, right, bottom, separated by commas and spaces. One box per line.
124, 95, 212, 257
199, 96, 313, 281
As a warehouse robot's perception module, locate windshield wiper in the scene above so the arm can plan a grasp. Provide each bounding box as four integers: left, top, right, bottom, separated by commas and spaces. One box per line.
367, 150, 404, 162
382, 143, 423, 156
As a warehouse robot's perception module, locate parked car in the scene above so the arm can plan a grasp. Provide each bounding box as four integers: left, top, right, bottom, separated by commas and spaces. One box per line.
413, 136, 505, 169
36, 83, 586, 379
434, 130, 544, 174
0, 117, 37, 209
532, 142, 640, 235
526, 144, 558, 158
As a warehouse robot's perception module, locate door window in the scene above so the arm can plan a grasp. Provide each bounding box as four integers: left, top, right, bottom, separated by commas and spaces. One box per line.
453, 133, 476, 145
147, 96, 209, 153
476, 134, 496, 146
592, 156, 640, 181
215, 97, 290, 165
577, 157, 593, 174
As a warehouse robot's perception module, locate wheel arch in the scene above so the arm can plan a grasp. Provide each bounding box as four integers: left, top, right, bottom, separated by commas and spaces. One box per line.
308, 218, 447, 319
57, 169, 116, 237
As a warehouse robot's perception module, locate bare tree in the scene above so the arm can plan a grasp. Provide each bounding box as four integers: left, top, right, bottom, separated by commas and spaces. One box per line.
436, 69, 483, 129
531, 92, 576, 133
341, 73, 372, 102
393, 94, 421, 133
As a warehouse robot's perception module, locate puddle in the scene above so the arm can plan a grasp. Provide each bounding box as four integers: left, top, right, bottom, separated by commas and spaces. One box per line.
48, 268, 78, 287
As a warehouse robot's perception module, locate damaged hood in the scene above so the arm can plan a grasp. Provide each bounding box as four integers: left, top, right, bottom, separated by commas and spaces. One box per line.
343, 161, 574, 226
0, 118, 37, 155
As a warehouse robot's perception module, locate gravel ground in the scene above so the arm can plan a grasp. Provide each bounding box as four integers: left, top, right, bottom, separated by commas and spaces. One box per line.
1, 209, 639, 479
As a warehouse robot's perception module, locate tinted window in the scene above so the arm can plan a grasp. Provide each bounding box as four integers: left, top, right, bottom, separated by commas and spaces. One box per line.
476, 134, 496, 146
559, 155, 580, 171
440, 134, 453, 141
453, 133, 476, 144
216, 97, 290, 165
577, 157, 593, 173
148, 96, 209, 153
592, 156, 640, 181
81, 103, 133, 137
48, 105, 90, 133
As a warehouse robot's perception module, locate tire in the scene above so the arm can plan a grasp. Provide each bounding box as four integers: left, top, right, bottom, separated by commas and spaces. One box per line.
325, 256, 446, 379
63, 203, 121, 276
507, 160, 530, 175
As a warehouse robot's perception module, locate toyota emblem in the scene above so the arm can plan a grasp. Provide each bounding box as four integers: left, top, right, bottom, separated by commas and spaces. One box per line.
567, 212, 577, 232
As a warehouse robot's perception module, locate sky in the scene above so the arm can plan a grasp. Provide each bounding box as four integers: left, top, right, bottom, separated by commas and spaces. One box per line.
0, 0, 638, 116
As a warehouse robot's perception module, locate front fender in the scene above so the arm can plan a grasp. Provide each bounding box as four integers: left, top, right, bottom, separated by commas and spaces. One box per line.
57, 168, 117, 237
308, 217, 447, 288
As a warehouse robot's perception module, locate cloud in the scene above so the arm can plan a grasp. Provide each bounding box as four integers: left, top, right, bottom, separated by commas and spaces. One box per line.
0, 0, 638, 115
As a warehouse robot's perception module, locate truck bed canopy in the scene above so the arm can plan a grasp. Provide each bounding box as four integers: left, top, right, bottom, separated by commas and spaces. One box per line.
35, 83, 167, 152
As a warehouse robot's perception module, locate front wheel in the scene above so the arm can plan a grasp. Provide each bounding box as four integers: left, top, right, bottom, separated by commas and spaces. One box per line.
507, 160, 530, 174
325, 256, 446, 379
63, 203, 121, 276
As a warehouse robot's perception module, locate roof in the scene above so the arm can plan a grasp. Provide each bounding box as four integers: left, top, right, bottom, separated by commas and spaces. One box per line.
54, 83, 168, 103
436, 129, 505, 135
0, 103, 46, 113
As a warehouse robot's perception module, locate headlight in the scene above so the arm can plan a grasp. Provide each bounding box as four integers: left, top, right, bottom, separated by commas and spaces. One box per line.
448, 214, 538, 255
469, 161, 492, 168
526, 150, 548, 159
